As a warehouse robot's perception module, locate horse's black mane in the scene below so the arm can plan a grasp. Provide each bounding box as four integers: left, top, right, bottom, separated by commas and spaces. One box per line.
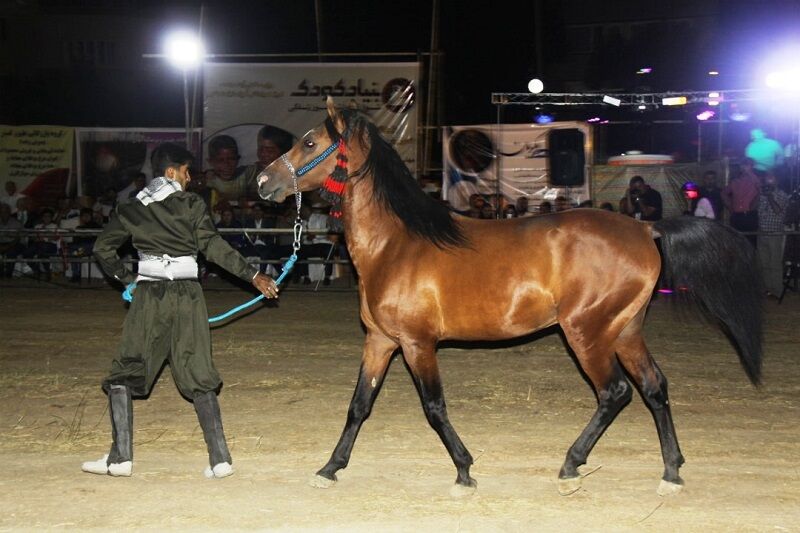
325, 111, 467, 248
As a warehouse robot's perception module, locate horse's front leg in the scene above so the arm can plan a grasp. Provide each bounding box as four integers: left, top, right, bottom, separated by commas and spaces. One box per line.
402, 339, 476, 497
312, 332, 398, 488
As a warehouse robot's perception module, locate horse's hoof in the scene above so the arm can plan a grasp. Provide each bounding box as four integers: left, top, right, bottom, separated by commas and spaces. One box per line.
557, 476, 582, 496
449, 480, 477, 498
657, 479, 684, 496
309, 474, 336, 489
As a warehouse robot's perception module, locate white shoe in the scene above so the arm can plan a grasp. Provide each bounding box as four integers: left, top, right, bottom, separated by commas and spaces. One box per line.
81, 454, 132, 477
204, 462, 234, 479
81, 454, 110, 475
108, 461, 132, 477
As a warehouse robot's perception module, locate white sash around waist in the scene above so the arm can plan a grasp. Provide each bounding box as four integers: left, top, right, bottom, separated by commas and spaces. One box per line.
137, 253, 198, 281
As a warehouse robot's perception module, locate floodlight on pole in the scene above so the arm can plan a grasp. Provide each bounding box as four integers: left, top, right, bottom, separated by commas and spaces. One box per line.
163, 30, 206, 152
527, 78, 544, 94
164, 31, 206, 70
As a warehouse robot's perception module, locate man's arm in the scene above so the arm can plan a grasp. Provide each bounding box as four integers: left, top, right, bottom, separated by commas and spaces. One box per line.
93, 210, 136, 284
192, 197, 278, 298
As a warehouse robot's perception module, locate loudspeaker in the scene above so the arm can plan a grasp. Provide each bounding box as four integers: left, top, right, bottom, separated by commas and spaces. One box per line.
548, 129, 585, 187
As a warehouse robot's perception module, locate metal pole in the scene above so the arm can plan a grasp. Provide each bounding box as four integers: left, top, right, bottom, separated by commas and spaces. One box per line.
314, 0, 324, 62
697, 122, 701, 162
183, 69, 191, 150
423, 0, 440, 177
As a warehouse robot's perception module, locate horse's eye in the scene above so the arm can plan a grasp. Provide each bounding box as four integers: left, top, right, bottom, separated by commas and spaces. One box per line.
304, 139, 316, 149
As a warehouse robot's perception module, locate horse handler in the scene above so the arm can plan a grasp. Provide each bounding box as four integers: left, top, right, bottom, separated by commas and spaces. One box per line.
82, 143, 278, 479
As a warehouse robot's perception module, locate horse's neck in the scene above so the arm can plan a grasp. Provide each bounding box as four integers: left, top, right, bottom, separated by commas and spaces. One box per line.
341, 174, 396, 266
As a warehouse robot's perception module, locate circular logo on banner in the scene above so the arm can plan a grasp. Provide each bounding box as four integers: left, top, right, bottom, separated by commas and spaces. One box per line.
449, 129, 495, 174
382, 78, 415, 113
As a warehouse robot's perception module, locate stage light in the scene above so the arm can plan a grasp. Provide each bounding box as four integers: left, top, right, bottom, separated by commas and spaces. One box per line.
527, 78, 544, 94
708, 70, 719, 76
765, 69, 800, 90
164, 30, 205, 69
662, 96, 687, 106
587, 117, 601, 123
730, 112, 751, 122
696, 110, 715, 121
535, 113, 554, 124
638, 104, 646, 110
707, 92, 721, 106
636, 67, 652, 74
602, 95, 621, 107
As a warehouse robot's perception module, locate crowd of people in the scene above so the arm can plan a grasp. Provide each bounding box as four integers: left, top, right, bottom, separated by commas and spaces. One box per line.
1, 146, 796, 298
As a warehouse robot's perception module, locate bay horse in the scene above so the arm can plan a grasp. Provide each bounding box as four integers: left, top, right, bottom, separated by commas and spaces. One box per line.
257, 97, 762, 497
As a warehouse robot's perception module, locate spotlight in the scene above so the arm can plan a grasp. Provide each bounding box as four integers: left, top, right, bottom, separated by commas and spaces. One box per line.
708, 70, 719, 76
696, 110, 715, 121
164, 30, 205, 69
527, 78, 544, 94
637, 104, 647, 110
765, 69, 800, 90
587, 117, 602, 123
707, 92, 721, 106
602, 95, 621, 107
535, 113, 554, 124
662, 96, 687, 106
636, 67, 653, 74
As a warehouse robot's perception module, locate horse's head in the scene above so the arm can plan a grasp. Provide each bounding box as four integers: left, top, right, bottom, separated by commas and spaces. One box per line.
257, 97, 347, 203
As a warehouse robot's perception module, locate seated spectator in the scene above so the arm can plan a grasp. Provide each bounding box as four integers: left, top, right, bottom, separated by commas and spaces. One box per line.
53, 196, 80, 225
126, 173, 148, 199
24, 208, 60, 280
600, 202, 615, 212
216, 207, 246, 251
538, 201, 553, 215
555, 196, 572, 212
502, 205, 517, 218
68, 208, 102, 282
515, 196, 531, 217
0, 203, 24, 277
16, 197, 33, 228
683, 182, 715, 219
1, 180, 25, 215
242, 203, 278, 273
296, 203, 335, 285
479, 203, 496, 219
93, 187, 117, 222
578, 200, 593, 208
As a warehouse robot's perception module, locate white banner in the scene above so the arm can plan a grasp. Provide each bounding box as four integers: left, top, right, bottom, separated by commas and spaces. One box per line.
442, 122, 592, 213
202, 62, 419, 176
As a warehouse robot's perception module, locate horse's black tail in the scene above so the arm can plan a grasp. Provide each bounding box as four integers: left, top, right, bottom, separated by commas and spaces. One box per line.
652, 217, 763, 384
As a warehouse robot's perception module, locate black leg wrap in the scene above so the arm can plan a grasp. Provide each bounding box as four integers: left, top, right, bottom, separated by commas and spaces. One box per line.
194, 391, 232, 467
107, 384, 133, 464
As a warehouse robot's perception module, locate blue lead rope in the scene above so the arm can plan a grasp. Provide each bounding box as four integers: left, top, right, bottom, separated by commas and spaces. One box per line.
122, 253, 299, 324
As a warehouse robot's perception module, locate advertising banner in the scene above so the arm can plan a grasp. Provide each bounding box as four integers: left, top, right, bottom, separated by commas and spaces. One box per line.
0, 125, 73, 204
442, 122, 592, 213
202, 62, 419, 196
75, 128, 201, 199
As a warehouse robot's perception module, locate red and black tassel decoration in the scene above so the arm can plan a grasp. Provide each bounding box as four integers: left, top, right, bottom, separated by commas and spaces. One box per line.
320, 141, 348, 231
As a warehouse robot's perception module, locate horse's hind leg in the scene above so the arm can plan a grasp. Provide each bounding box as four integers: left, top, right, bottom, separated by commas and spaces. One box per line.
556, 335, 633, 495
313, 332, 398, 487
615, 329, 685, 496
401, 339, 476, 496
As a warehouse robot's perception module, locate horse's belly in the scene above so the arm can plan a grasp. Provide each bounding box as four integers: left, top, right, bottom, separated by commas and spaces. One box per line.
439, 293, 557, 341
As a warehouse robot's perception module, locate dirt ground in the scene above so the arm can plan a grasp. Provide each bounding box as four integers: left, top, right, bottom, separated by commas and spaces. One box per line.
0, 280, 798, 532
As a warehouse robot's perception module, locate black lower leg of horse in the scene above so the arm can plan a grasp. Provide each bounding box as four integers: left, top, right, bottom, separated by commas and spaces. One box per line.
404, 347, 474, 487
316, 335, 396, 481
560, 361, 632, 480
639, 361, 685, 484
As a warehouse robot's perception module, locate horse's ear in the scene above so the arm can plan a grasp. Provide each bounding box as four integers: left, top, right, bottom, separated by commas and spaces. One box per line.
326, 96, 346, 134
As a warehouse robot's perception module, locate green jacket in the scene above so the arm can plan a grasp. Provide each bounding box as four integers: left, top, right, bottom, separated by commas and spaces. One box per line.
94, 189, 258, 285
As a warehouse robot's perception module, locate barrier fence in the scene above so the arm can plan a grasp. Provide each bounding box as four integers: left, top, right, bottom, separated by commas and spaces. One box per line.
0, 228, 355, 290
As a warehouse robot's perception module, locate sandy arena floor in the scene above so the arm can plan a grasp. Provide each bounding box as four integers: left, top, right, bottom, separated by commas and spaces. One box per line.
0, 280, 798, 531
